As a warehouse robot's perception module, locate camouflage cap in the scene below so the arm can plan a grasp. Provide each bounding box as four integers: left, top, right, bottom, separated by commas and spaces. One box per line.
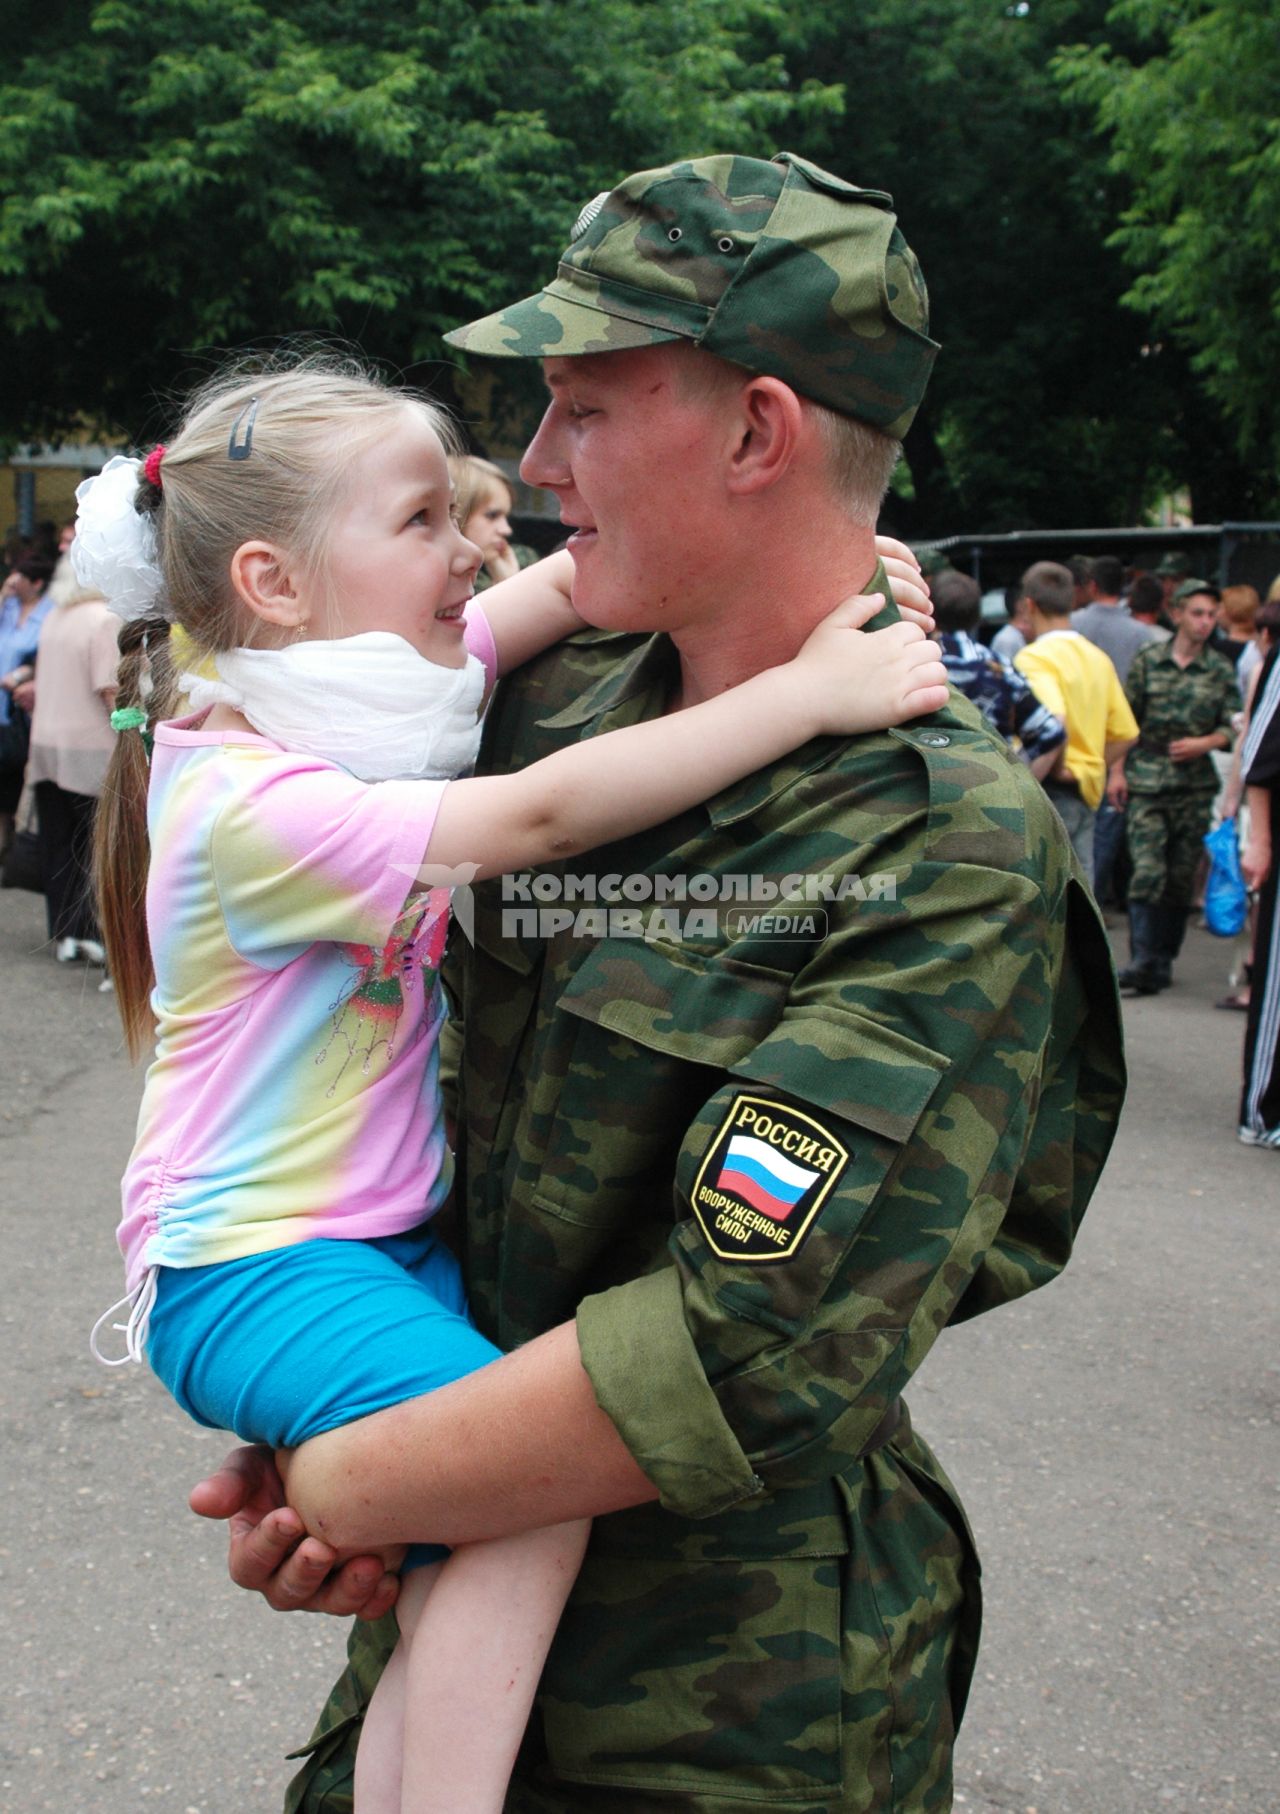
1171, 576, 1221, 606
444, 152, 939, 439
1155, 552, 1189, 578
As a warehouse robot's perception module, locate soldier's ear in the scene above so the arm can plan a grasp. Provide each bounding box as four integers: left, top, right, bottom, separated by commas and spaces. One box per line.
724, 376, 804, 498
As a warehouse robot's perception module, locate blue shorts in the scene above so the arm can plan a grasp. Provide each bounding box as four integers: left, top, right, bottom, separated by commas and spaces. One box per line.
147, 1227, 501, 1566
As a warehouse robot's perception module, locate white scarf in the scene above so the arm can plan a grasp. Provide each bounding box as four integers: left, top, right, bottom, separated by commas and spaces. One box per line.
184, 632, 486, 782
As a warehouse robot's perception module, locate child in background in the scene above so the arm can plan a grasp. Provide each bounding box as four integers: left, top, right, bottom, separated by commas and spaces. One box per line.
81, 357, 946, 1813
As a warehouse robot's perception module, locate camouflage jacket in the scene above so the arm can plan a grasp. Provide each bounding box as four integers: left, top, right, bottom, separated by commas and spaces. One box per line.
467, 594, 1118, 1776
1124, 639, 1240, 795
301, 588, 1125, 1812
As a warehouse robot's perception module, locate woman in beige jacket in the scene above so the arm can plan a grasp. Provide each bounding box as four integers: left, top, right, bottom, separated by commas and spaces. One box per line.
24, 582, 118, 966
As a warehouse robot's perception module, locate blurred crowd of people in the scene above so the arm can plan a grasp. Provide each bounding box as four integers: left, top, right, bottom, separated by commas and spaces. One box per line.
0, 520, 116, 981
929, 548, 1280, 1150
4, 504, 1277, 1150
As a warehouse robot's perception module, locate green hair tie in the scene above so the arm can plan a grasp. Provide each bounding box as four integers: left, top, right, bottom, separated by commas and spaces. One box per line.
110, 706, 154, 757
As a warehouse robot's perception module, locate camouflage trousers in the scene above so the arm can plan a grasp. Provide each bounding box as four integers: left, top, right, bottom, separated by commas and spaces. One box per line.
283, 1413, 979, 1813
1125, 791, 1214, 907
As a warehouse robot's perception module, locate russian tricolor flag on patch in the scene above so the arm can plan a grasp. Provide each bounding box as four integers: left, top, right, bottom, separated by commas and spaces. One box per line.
716, 1134, 819, 1222
691, 1093, 851, 1263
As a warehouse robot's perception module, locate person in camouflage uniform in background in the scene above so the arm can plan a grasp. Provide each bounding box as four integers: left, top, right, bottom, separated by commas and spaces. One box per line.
1113, 579, 1240, 994
192, 153, 1126, 1812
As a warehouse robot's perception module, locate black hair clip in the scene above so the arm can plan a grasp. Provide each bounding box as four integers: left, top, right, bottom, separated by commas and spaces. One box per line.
228, 397, 259, 461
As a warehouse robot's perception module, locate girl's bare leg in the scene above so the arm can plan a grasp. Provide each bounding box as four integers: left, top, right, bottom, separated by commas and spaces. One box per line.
355, 1563, 441, 1812
399, 1519, 591, 1814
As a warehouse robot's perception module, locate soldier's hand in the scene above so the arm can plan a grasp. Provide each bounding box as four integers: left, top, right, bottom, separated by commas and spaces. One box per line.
189, 1445, 400, 1620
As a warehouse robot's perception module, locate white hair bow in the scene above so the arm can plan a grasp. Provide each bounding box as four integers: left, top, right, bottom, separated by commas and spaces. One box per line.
71, 455, 168, 621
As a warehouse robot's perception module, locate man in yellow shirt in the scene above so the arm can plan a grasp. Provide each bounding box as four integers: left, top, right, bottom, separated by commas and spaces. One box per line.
1015, 560, 1138, 874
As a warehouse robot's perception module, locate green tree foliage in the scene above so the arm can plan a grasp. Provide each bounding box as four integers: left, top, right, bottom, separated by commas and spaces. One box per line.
2, 0, 1271, 526
772, 0, 1249, 530
0, 0, 835, 444
1056, 0, 1280, 489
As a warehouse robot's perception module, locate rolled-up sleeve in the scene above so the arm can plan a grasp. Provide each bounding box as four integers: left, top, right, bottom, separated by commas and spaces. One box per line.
577, 826, 1109, 1518
578, 1266, 762, 1515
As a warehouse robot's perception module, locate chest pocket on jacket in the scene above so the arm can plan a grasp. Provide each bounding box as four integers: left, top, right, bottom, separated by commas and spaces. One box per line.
495, 937, 794, 1338
530, 938, 791, 1232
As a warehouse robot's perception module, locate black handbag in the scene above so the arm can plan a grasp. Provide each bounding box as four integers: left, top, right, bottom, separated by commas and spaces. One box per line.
0, 703, 31, 771
1, 824, 44, 893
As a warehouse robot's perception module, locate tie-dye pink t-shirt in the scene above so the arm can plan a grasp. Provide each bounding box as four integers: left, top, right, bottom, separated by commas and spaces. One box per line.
119, 723, 456, 1294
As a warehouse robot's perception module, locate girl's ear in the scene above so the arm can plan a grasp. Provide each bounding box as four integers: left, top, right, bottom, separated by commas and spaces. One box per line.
229, 541, 308, 633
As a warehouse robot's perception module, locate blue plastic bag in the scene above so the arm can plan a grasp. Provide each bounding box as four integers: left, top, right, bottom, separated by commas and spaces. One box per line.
1203, 819, 1249, 937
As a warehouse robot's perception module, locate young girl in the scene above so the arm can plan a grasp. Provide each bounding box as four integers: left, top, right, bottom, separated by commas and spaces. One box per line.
81, 358, 946, 1814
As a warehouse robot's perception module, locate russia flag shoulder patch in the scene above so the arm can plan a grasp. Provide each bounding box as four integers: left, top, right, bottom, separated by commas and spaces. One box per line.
691, 1092, 850, 1264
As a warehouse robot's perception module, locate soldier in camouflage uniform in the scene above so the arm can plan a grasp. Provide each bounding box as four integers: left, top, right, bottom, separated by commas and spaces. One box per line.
1114, 580, 1240, 994
194, 153, 1125, 1812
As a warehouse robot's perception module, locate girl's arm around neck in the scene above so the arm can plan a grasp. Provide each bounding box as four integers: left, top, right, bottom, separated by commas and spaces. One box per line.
421, 594, 948, 884
472, 550, 581, 677
473, 535, 936, 687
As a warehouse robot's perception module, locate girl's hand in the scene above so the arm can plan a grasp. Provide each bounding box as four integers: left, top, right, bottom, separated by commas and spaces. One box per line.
875, 534, 935, 634
795, 596, 949, 737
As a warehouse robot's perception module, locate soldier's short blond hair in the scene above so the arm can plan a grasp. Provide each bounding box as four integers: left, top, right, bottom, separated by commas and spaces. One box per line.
674, 345, 900, 523
807, 405, 902, 524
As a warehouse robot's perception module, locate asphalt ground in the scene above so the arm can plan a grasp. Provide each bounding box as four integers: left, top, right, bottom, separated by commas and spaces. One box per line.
1, 881, 1275, 1813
